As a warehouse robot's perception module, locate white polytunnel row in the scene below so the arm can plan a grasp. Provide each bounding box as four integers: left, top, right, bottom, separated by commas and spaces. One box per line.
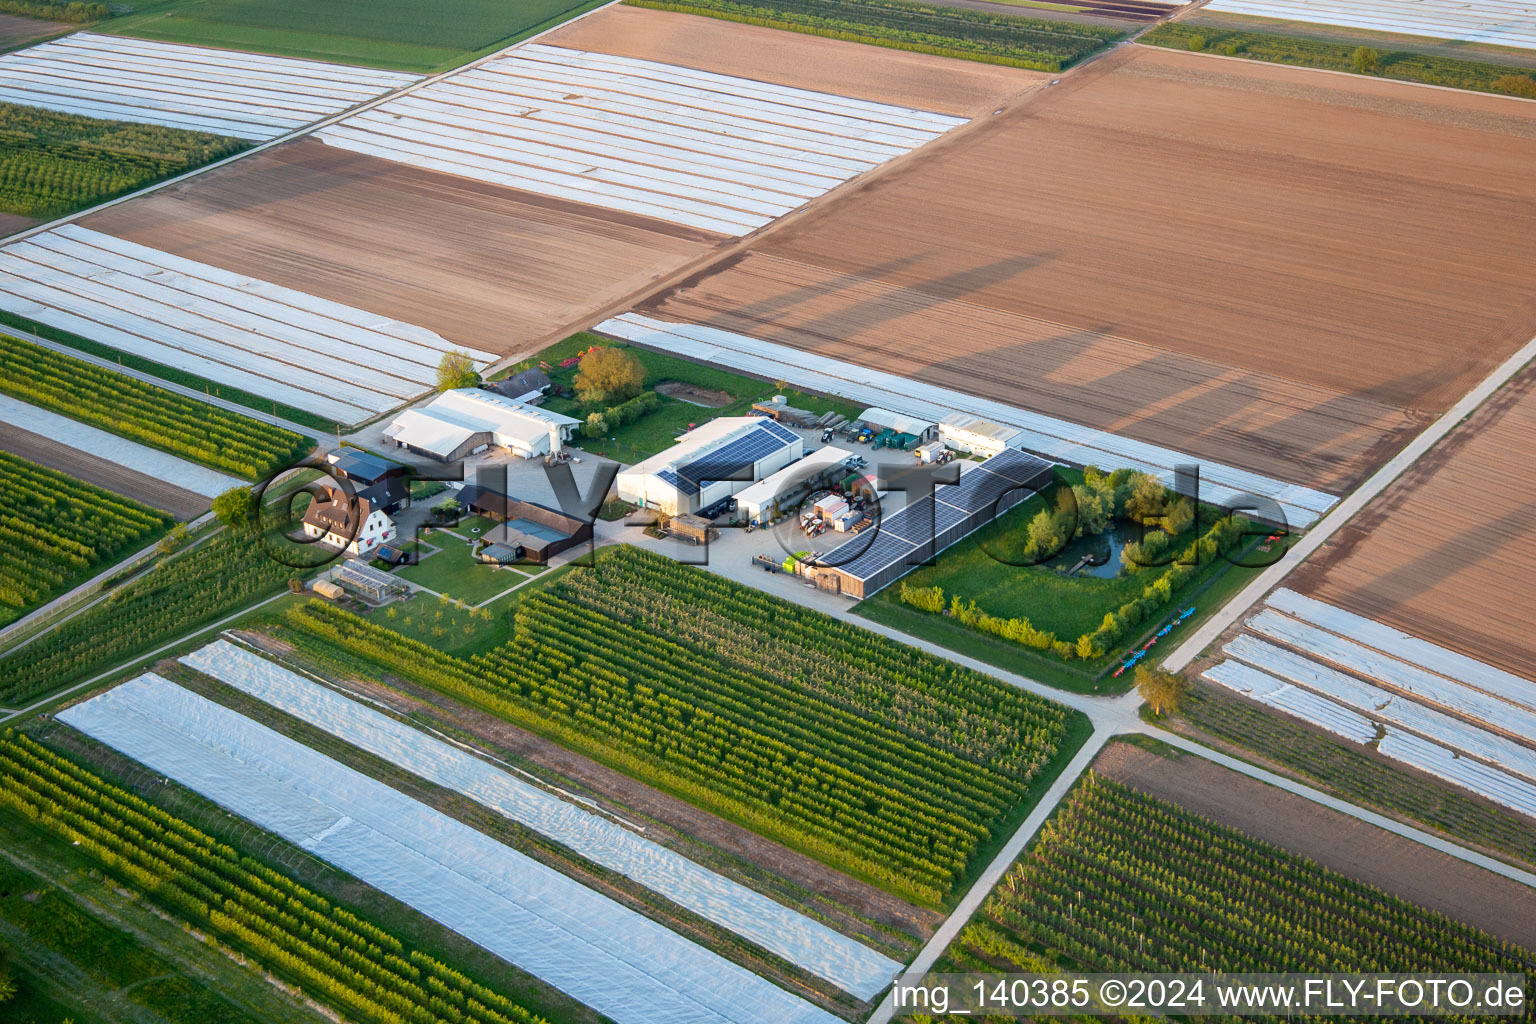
179, 640, 901, 999
1225, 630, 1536, 784
1202, 660, 1379, 744
0, 226, 495, 424
316, 44, 965, 235
1202, 0, 1536, 49
1245, 608, 1536, 747
1201, 660, 1536, 818
0, 33, 419, 139
0, 393, 240, 499
597, 313, 1337, 528
59, 675, 847, 1024
1268, 588, 1536, 714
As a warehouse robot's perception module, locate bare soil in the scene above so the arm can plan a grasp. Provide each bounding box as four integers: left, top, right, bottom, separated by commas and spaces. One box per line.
542, 5, 1044, 116
1095, 740, 1536, 949
0, 422, 207, 519
0, 12, 68, 50
81, 139, 724, 358
642, 45, 1536, 492
655, 380, 733, 407
1290, 365, 1536, 681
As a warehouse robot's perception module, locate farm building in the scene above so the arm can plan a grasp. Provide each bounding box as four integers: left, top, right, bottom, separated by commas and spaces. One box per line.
325, 449, 410, 513
617, 417, 804, 516
488, 370, 552, 405
383, 389, 579, 462
458, 485, 594, 564
859, 408, 937, 440
733, 446, 855, 524
938, 413, 1022, 459
332, 559, 408, 602
300, 486, 396, 558
813, 448, 1055, 599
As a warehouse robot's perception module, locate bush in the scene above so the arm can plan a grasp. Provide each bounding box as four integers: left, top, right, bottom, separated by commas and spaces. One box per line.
1492, 73, 1536, 98
1352, 46, 1381, 73
583, 412, 608, 438
899, 580, 945, 613
1186, 34, 1206, 51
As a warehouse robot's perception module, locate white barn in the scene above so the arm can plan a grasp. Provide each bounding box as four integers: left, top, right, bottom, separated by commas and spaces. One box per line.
938, 412, 1023, 459
384, 389, 580, 462
618, 417, 803, 516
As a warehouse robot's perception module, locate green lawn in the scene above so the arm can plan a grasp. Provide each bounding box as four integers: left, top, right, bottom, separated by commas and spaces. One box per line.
106, 0, 610, 72
506, 331, 864, 465
394, 533, 532, 605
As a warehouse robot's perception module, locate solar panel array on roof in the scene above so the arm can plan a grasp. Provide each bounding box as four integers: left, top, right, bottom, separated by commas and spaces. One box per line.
816, 449, 1057, 593
666, 424, 797, 495
828, 530, 919, 583
974, 447, 1053, 486
941, 466, 1027, 516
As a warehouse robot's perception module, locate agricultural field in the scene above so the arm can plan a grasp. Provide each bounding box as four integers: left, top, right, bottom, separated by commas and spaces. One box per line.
931, 773, 1534, 1020
0, 225, 497, 425
0, 34, 417, 140
637, 43, 1536, 496
106, 0, 606, 72
0, 729, 571, 1024
311, 41, 966, 235
0, 420, 211, 518
0, 334, 312, 478
0, 450, 171, 629
623, 0, 1125, 71
1288, 365, 1536, 684
0, 527, 294, 706
280, 545, 1088, 907
543, 5, 1042, 116
0, 101, 246, 221
1144, 20, 1536, 96
1171, 684, 1536, 871
0, 11, 73, 52
1200, 0, 1536, 50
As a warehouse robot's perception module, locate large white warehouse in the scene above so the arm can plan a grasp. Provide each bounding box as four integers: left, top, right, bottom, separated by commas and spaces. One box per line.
384, 389, 579, 462
619, 417, 803, 516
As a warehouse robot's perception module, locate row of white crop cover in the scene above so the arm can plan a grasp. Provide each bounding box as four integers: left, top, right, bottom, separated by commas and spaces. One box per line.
0, 226, 494, 424
319, 45, 963, 235
58, 643, 899, 1023
1203, 588, 1536, 818
599, 313, 1337, 528
0, 34, 418, 140
1204, 0, 1536, 49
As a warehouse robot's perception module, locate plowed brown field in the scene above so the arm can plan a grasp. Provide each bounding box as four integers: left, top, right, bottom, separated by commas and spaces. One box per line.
81, 139, 724, 356
541, 5, 1043, 116
641, 45, 1536, 492
1290, 367, 1536, 681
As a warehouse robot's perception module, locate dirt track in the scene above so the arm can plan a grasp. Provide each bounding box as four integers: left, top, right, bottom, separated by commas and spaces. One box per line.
0, 423, 206, 519
1096, 741, 1536, 949
82, 139, 724, 357
643, 45, 1536, 492
1290, 366, 1536, 681
542, 5, 1044, 116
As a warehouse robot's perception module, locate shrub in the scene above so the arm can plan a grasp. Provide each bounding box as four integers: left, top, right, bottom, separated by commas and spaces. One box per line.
1492, 74, 1536, 98
583, 412, 608, 438
1186, 34, 1206, 51
1352, 46, 1381, 73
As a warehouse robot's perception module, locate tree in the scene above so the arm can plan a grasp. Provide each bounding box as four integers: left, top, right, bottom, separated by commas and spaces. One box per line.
1122, 473, 1169, 527
1024, 507, 1064, 563
1186, 34, 1207, 51
436, 350, 481, 391
157, 522, 189, 555
0, 948, 15, 1005
1352, 46, 1380, 73
574, 347, 644, 406
1136, 664, 1189, 716
212, 485, 256, 532
583, 412, 608, 439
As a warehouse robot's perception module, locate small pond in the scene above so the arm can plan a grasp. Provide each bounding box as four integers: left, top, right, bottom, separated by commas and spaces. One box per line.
1041, 520, 1146, 579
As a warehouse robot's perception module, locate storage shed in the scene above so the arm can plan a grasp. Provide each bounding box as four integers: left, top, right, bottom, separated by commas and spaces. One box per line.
938, 413, 1023, 459
858, 407, 936, 440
